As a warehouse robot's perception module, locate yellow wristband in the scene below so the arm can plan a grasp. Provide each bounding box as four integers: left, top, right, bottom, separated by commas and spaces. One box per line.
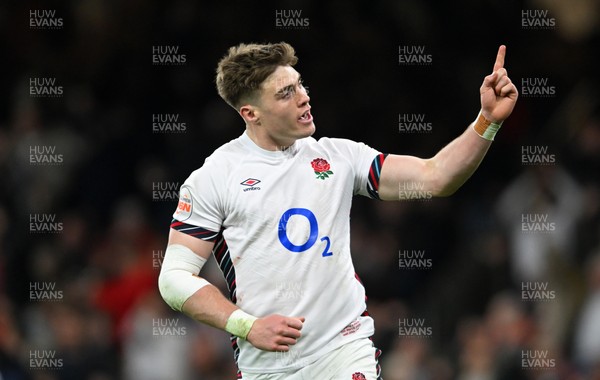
473, 111, 502, 141
225, 309, 258, 339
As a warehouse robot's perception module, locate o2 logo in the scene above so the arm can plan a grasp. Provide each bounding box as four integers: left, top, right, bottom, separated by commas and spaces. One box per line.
278, 208, 332, 257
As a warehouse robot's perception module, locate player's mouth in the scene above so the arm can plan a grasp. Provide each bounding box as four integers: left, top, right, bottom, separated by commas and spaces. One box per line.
298, 108, 313, 124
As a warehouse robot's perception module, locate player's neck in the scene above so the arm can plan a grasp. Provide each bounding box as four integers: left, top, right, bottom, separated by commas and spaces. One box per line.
245, 126, 295, 152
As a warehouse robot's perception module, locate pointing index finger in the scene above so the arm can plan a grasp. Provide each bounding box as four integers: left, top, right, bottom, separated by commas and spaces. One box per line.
493, 45, 506, 72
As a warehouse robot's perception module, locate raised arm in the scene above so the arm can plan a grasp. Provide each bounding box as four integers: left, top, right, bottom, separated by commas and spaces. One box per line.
378, 45, 518, 200
159, 229, 304, 351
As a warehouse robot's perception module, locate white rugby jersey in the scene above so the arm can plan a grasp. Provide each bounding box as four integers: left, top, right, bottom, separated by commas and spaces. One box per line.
171, 131, 386, 374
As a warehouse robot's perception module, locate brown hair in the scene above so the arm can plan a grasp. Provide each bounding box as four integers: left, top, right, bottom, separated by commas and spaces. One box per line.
216, 42, 298, 109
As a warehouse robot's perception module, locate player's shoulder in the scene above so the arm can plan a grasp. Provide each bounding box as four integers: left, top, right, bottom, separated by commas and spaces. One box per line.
186, 135, 246, 181
312, 136, 371, 153
208, 134, 247, 161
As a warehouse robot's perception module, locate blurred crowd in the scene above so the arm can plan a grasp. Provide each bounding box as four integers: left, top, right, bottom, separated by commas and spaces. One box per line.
1, 0, 599, 379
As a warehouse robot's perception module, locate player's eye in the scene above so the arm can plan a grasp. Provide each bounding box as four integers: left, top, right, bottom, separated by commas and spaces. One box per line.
283, 88, 294, 98
277, 80, 308, 100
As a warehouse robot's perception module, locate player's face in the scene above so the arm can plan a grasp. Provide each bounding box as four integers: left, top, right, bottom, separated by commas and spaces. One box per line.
254, 65, 314, 148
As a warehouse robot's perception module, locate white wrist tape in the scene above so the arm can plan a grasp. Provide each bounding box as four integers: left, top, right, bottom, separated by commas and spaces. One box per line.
225, 309, 258, 340
158, 244, 210, 311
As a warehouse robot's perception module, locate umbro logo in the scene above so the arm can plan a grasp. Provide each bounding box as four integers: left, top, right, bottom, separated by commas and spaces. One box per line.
241, 178, 261, 192
240, 178, 261, 186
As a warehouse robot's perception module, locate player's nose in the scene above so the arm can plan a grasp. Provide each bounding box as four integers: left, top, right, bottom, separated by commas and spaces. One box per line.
297, 88, 310, 107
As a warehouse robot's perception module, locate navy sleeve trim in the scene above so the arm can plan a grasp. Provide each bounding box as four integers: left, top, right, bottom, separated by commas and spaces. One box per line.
170, 219, 219, 242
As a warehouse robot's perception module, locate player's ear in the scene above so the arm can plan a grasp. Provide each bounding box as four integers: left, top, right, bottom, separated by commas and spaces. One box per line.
240, 104, 261, 125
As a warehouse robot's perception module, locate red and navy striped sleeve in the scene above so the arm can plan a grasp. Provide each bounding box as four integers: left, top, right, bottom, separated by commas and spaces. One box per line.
366, 153, 388, 200
170, 219, 219, 242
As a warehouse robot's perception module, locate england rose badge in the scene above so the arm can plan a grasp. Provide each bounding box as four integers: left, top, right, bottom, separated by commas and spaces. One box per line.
311, 158, 333, 180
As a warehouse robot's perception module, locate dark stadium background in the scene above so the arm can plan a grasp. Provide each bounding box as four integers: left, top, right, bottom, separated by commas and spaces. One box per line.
1, 1, 599, 379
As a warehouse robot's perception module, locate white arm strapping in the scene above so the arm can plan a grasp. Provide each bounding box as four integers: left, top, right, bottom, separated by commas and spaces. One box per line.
158, 244, 210, 312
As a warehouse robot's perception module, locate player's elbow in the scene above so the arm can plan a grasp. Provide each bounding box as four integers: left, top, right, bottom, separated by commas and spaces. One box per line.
428, 163, 467, 197
158, 268, 181, 311
158, 244, 210, 312
157, 269, 169, 302
420, 159, 450, 198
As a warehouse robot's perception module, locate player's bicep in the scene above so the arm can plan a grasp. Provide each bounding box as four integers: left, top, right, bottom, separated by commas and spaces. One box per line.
168, 229, 215, 260
378, 154, 434, 201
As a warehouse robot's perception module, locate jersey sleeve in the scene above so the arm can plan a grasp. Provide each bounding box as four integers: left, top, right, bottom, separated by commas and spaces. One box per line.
170, 164, 224, 242
328, 138, 388, 200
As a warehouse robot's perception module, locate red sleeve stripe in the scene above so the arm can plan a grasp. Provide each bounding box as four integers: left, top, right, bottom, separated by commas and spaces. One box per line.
367, 154, 388, 200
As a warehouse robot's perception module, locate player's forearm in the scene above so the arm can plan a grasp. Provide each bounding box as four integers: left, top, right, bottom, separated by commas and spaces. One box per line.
157, 241, 242, 332
428, 124, 492, 197
181, 284, 238, 330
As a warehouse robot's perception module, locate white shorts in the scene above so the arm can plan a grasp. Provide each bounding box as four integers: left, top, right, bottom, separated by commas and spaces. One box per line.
241, 338, 382, 380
